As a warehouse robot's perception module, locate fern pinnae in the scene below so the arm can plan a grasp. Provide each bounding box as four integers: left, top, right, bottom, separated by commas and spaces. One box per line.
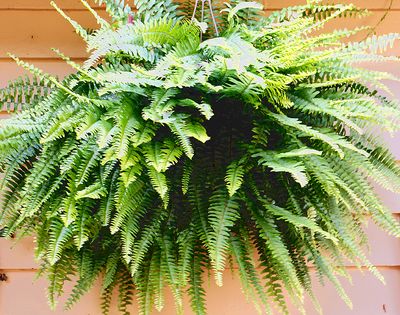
110, 179, 147, 235
230, 234, 273, 315
72, 204, 93, 249
103, 251, 120, 291
74, 145, 102, 186
80, 0, 110, 28
168, 118, 195, 159
159, 232, 184, 313
129, 209, 166, 277
160, 139, 183, 171
50, 1, 89, 40
100, 285, 114, 315
99, 167, 119, 226
265, 202, 338, 243
208, 187, 240, 286
254, 236, 289, 315
181, 159, 193, 195
47, 220, 74, 265
149, 248, 165, 312
147, 166, 169, 204
121, 208, 144, 263
225, 160, 245, 196
311, 248, 353, 309
188, 248, 207, 315
188, 182, 212, 246
93, 0, 132, 23
46, 251, 76, 310
117, 269, 135, 315
251, 206, 304, 300
64, 250, 106, 310
135, 256, 155, 315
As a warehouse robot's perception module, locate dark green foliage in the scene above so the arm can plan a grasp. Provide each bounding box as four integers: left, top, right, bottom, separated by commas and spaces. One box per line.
1, 0, 400, 314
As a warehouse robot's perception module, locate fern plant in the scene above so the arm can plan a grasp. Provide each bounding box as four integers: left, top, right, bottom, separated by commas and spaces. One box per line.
1, 0, 400, 314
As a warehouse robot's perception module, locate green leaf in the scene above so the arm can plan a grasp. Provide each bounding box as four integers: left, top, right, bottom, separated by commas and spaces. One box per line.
76, 182, 107, 200
61, 183, 78, 226
268, 113, 346, 158
252, 212, 303, 299
185, 122, 210, 143
144, 142, 162, 172
276, 148, 322, 158
47, 220, 73, 265
144, 139, 182, 173
178, 99, 214, 120
73, 207, 93, 249
181, 160, 192, 195
208, 188, 240, 286
120, 148, 141, 171
168, 118, 194, 159
147, 167, 169, 203
225, 161, 245, 196
253, 150, 309, 187
121, 164, 143, 187
160, 139, 183, 171
131, 122, 157, 147
265, 203, 338, 243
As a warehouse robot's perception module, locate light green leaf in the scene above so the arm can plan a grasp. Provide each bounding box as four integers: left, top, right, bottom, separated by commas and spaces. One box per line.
185, 122, 210, 143
121, 164, 143, 187
253, 151, 309, 187
225, 161, 245, 196
276, 148, 322, 158
76, 182, 107, 200
148, 167, 169, 203
266, 203, 338, 243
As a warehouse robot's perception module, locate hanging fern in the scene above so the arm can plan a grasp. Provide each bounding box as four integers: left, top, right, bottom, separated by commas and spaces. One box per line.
1, 0, 400, 314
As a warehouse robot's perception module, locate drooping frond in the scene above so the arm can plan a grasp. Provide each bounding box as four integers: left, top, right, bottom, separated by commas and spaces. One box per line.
208, 188, 240, 286
0, 76, 54, 111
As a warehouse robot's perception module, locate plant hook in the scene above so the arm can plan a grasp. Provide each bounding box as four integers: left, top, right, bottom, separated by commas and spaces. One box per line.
191, 0, 220, 37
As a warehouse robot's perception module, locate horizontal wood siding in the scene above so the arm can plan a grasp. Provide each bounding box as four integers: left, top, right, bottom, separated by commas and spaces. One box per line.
0, 1, 400, 314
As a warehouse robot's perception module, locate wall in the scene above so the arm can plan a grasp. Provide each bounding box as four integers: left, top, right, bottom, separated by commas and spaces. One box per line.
0, 1, 400, 314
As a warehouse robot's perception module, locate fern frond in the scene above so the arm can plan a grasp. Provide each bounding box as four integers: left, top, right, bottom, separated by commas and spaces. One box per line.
50, 1, 89, 40
64, 250, 105, 310
93, 0, 132, 23
46, 251, 76, 309
147, 167, 169, 203
47, 220, 74, 265
251, 204, 303, 301
117, 270, 135, 315
208, 188, 240, 286
135, 0, 181, 22
225, 160, 245, 196
230, 233, 272, 315
0, 76, 54, 111
187, 247, 207, 315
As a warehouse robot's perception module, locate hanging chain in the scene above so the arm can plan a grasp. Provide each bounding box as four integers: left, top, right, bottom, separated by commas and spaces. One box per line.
191, 0, 220, 37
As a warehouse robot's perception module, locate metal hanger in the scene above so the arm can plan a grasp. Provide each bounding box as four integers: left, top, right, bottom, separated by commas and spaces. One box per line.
191, 0, 220, 37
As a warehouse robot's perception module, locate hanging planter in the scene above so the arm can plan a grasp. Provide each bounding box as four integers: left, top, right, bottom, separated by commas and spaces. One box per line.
1, 0, 400, 314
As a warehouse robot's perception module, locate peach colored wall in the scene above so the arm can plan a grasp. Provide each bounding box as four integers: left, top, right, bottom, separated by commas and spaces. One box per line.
1, 1, 400, 314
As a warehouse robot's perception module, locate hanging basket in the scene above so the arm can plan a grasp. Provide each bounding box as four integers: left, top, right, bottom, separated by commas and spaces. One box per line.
1, 1, 400, 314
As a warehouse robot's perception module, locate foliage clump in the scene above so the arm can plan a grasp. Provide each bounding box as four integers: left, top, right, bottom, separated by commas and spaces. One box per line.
1, 0, 400, 314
